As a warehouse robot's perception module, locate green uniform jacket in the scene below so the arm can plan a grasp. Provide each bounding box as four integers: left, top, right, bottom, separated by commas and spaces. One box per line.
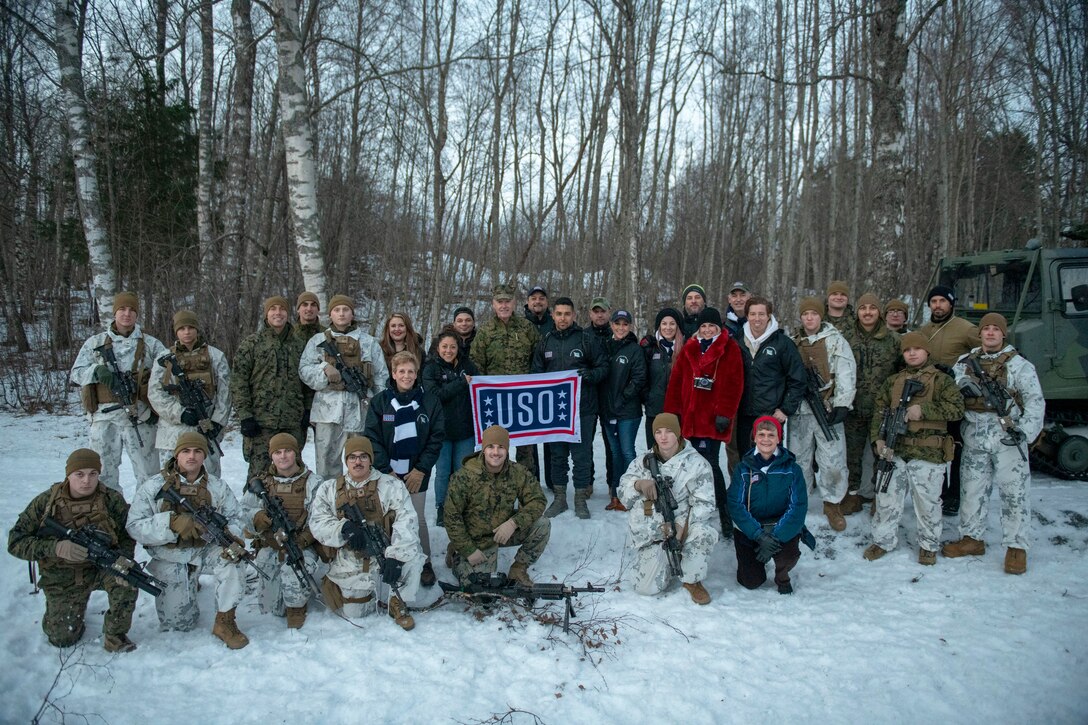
470, 315, 540, 375
231, 323, 306, 429
8, 485, 135, 567
294, 321, 326, 410
826, 304, 855, 334
444, 453, 546, 559
870, 363, 965, 464
842, 319, 903, 418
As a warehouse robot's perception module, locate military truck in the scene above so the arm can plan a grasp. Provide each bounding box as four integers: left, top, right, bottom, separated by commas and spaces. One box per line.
918, 244, 1088, 479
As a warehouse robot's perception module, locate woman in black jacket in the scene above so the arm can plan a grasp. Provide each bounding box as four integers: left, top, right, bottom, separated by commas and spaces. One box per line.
639, 307, 685, 449
601, 310, 647, 510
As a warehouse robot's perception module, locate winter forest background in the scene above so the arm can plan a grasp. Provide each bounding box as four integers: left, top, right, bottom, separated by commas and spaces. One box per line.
0, 0, 1085, 402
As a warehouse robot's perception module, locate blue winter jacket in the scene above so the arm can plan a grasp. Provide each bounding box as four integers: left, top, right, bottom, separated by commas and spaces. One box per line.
727, 445, 808, 542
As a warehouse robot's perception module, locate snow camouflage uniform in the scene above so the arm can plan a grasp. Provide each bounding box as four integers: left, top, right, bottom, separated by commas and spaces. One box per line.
70, 323, 167, 490
841, 318, 902, 500
8, 482, 138, 647
444, 451, 550, 583
230, 322, 306, 480
617, 443, 717, 595
300, 325, 388, 480
126, 461, 247, 629
953, 345, 1045, 550
149, 340, 232, 477
241, 464, 324, 616
868, 363, 964, 554
309, 469, 424, 616
790, 321, 856, 507
294, 319, 326, 448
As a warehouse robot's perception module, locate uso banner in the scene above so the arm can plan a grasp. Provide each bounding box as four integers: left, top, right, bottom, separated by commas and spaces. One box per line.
469, 371, 581, 446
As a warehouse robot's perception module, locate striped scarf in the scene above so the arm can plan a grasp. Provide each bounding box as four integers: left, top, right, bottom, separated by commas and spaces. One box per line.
389, 391, 422, 475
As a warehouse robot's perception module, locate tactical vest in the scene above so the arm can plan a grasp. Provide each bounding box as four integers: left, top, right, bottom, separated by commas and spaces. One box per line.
42, 481, 118, 547
797, 335, 834, 401
81, 335, 149, 413
163, 342, 216, 399
890, 366, 952, 458
323, 330, 372, 392
158, 467, 214, 549
334, 476, 394, 535
963, 350, 1024, 413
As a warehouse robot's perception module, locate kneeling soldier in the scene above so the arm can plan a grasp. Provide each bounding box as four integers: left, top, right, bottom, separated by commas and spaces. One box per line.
126, 432, 250, 648
309, 436, 422, 630
618, 414, 717, 604
8, 449, 139, 651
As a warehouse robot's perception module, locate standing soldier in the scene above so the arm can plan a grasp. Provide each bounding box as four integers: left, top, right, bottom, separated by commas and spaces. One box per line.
294, 291, 326, 452
840, 293, 902, 514
8, 449, 139, 652
70, 291, 166, 491
944, 314, 1045, 574
864, 333, 965, 565
230, 296, 306, 481
308, 436, 422, 630
149, 310, 231, 477
126, 433, 251, 648
444, 425, 551, 587
299, 294, 388, 480
825, 281, 854, 333
883, 299, 911, 334
790, 297, 856, 531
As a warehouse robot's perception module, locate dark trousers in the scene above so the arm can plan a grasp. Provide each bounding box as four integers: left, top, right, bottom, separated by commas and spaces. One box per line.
733, 529, 801, 590
550, 415, 596, 489
598, 413, 614, 492
941, 419, 963, 508
735, 413, 759, 453
540, 443, 555, 489
690, 437, 732, 533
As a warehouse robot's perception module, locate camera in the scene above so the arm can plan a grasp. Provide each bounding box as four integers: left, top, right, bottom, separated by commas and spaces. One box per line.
693, 376, 714, 391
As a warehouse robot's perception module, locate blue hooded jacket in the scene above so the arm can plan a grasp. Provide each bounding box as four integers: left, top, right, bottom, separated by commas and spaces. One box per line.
727, 444, 808, 542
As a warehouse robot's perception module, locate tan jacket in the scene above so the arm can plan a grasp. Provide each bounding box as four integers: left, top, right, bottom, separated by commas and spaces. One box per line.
916, 316, 980, 366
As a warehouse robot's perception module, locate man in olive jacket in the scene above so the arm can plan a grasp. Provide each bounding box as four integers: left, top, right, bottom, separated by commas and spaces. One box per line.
444, 425, 550, 587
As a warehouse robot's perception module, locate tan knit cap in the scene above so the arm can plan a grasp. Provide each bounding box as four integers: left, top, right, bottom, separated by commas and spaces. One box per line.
174, 431, 209, 458
264, 296, 290, 315
113, 292, 139, 313
798, 296, 825, 317
481, 425, 510, 449
328, 294, 354, 311
652, 413, 682, 439
173, 309, 199, 333
979, 312, 1008, 336
826, 281, 849, 297
856, 293, 881, 310
66, 448, 102, 477
900, 332, 929, 353
344, 436, 373, 461
296, 291, 320, 309
268, 432, 300, 455
884, 299, 909, 315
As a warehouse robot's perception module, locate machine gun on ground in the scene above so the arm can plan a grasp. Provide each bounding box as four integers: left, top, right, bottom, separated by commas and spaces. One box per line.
439, 572, 604, 634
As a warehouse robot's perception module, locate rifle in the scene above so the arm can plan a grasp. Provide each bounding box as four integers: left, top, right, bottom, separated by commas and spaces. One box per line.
338, 502, 405, 603
158, 353, 223, 456
645, 453, 683, 579
155, 486, 270, 580
317, 336, 368, 399
247, 478, 322, 600
966, 357, 1027, 461
804, 365, 838, 442
39, 517, 165, 596
439, 572, 604, 634
875, 378, 925, 493
94, 339, 144, 447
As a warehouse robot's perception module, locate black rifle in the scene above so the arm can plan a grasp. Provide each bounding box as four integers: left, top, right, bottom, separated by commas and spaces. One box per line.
339, 502, 405, 603
439, 572, 604, 634
645, 453, 683, 579
155, 486, 270, 580
875, 378, 925, 493
247, 478, 322, 600
159, 353, 223, 456
966, 357, 1027, 461
804, 365, 838, 442
94, 340, 144, 447
39, 517, 165, 596
317, 336, 368, 399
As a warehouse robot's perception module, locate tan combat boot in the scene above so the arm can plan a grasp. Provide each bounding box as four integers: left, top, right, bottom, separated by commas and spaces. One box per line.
824, 501, 846, 531
682, 581, 711, 605
544, 487, 568, 518
840, 493, 863, 516
286, 605, 307, 629
918, 548, 937, 566
508, 561, 533, 587
1004, 547, 1027, 575
388, 595, 415, 631
103, 633, 137, 653
942, 536, 985, 558
573, 488, 591, 519
212, 608, 250, 649
863, 544, 887, 561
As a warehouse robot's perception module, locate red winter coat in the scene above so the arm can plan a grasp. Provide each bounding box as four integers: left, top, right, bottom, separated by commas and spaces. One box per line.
663, 334, 744, 442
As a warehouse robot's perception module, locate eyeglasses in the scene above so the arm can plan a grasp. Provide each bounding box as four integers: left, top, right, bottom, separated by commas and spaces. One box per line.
346, 453, 370, 463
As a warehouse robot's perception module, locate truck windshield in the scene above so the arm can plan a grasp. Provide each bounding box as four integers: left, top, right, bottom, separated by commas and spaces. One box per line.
939, 260, 1042, 314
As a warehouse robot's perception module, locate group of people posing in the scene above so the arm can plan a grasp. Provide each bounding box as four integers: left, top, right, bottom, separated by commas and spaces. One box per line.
7, 278, 1044, 652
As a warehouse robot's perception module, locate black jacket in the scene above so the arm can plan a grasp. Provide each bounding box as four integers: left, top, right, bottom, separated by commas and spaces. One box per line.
738, 328, 807, 417
524, 306, 555, 337
531, 323, 608, 417
601, 332, 647, 420
364, 382, 446, 491
639, 334, 677, 418
681, 311, 701, 339
421, 354, 479, 442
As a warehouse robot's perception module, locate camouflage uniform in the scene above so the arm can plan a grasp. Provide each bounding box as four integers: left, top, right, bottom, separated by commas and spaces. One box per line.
230, 323, 306, 480
148, 340, 232, 477
954, 346, 1045, 550
841, 319, 902, 499
7, 482, 138, 647
444, 452, 549, 583
126, 461, 247, 630
825, 304, 855, 334
70, 323, 167, 490
868, 364, 964, 553
617, 443, 717, 594
299, 325, 388, 480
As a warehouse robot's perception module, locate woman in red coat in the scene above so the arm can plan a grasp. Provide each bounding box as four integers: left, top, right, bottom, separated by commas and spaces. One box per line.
664, 307, 744, 537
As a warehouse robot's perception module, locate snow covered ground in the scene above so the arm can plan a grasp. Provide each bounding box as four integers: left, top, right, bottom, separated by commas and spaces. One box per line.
2, 410, 1086, 724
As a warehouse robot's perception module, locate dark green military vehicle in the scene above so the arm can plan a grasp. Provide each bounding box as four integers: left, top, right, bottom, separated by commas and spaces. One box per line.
921, 244, 1088, 479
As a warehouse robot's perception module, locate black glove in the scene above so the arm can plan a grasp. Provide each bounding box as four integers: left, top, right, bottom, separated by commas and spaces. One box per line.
341, 520, 367, 549
934, 363, 955, 378
828, 406, 850, 425
240, 417, 261, 437
180, 408, 200, 426
714, 415, 731, 434
755, 533, 782, 564
300, 408, 312, 431
381, 558, 404, 585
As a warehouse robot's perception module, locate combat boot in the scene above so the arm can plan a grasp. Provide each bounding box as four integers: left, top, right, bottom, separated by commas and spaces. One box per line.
605, 496, 627, 512
863, 544, 887, 561
388, 595, 415, 631
1004, 547, 1027, 575
212, 608, 250, 649
918, 548, 937, 566
286, 605, 307, 629
544, 487, 568, 518
103, 633, 137, 653
420, 561, 436, 587
824, 501, 846, 532
942, 536, 985, 558
508, 561, 533, 587
573, 488, 591, 519
682, 581, 711, 605
840, 492, 863, 515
